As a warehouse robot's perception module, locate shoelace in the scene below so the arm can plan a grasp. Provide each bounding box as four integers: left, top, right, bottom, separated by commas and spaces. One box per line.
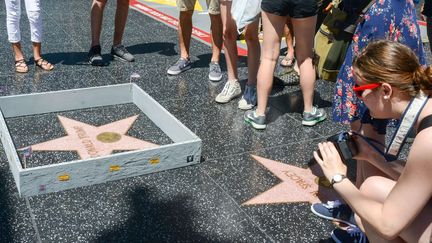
346, 226, 367, 243
210, 63, 219, 73
220, 82, 231, 96
176, 58, 188, 67
324, 200, 343, 209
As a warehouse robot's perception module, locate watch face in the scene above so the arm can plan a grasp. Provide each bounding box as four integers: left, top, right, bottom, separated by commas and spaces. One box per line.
334, 174, 343, 182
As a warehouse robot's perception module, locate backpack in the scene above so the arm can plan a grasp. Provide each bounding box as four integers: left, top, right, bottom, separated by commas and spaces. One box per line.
315, 0, 373, 81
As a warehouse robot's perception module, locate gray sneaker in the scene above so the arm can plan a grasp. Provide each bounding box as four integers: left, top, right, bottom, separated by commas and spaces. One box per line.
215, 80, 241, 103
244, 110, 266, 130
208, 62, 222, 81
111, 44, 135, 62
302, 106, 327, 126
167, 57, 192, 75
238, 84, 257, 110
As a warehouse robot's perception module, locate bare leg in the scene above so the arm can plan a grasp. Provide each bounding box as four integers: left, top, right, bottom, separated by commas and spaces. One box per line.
356, 177, 432, 242
32, 42, 42, 60
256, 11, 286, 116
291, 16, 317, 113
220, 0, 238, 81
12, 42, 25, 61
209, 13, 222, 63
113, 0, 129, 46
91, 0, 107, 47
281, 17, 295, 66
178, 10, 193, 59
244, 19, 260, 86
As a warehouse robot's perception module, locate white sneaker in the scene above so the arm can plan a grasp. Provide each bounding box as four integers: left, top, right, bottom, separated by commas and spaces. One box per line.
215, 80, 241, 103
238, 84, 257, 110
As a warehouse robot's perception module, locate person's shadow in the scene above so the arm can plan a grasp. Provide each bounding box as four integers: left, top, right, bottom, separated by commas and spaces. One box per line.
0, 168, 13, 242
95, 187, 211, 242
42, 42, 177, 66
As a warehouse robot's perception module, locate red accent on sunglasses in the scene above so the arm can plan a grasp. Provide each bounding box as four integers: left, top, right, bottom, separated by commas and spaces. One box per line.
353, 83, 382, 98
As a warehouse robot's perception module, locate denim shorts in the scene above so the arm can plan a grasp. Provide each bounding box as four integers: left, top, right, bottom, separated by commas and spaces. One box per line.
261, 0, 317, 18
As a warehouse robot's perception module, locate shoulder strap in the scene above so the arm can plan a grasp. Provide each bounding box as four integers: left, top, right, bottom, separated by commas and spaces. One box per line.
343, 0, 374, 34
418, 114, 432, 133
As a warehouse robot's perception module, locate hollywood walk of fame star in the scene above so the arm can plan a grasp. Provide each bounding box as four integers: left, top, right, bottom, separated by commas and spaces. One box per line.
27, 115, 159, 159
243, 155, 339, 205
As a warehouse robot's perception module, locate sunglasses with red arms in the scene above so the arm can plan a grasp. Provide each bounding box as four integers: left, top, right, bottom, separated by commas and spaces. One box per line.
353, 83, 382, 99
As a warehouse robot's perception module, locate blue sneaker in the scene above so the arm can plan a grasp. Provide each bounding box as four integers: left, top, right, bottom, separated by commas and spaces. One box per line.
238, 84, 257, 110
311, 200, 357, 227
332, 226, 369, 243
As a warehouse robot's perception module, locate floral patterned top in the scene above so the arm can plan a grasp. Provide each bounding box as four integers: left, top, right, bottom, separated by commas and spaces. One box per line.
332, 0, 426, 124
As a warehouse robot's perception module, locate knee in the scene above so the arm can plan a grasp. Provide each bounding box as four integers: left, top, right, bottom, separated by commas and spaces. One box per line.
93, 0, 107, 8
179, 11, 193, 20
7, 5, 20, 20
222, 26, 237, 41
359, 176, 381, 195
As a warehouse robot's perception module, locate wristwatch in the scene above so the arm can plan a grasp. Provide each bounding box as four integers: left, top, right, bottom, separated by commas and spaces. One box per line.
331, 174, 347, 186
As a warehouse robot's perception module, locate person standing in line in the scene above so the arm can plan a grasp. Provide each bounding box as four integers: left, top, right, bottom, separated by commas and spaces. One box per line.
5, 0, 54, 73
245, 0, 327, 130
88, 0, 135, 66
167, 0, 223, 82
280, 18, 295, 68
214, 0, 261, 110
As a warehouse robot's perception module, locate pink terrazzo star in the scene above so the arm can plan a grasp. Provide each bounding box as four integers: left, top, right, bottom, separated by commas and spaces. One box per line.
28, 115, 159, 159
243, 155, 339, 205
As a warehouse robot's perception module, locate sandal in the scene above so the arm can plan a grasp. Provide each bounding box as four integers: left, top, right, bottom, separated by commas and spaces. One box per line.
280, 56, 295, 67
15, 59, 29, 73
35, 58, 54, 71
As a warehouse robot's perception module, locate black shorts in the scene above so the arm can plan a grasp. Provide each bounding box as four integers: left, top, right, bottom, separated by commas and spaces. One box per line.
261, 0, 317, 18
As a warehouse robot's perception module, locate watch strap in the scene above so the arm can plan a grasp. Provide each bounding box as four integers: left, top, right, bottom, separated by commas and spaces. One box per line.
331, 174, 347, 186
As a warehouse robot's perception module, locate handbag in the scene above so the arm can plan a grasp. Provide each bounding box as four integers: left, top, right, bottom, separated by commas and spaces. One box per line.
231, 0, 261, 33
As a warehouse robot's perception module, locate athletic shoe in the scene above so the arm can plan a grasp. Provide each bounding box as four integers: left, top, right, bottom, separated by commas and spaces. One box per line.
167, 57, 191, 75
244, 110, 266, 130
215, 80, 241, 103
111, 44, 135, 62
238, 84, 257, 110
302, 106, 327, 126
88, 45, 103, 66
208, 62, 222, 81
332, 226, 369, 243
311, 200, 357, 227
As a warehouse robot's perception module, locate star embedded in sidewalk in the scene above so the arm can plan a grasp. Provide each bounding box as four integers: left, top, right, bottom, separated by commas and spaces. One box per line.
28, 115, 159, 159
243, 155, 339, 206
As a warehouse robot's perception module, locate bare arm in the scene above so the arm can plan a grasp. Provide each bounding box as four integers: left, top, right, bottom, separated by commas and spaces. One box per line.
315, 134, 432, 239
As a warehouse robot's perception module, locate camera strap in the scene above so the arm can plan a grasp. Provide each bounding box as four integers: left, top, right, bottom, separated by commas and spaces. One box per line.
385, 91, 429, 161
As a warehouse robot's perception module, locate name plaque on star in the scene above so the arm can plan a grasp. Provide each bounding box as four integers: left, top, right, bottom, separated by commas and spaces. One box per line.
27, 114, 160, 161
0, 83, 202, 196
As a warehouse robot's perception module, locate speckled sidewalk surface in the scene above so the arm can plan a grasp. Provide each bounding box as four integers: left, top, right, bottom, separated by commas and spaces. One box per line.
0, 1, 430, 242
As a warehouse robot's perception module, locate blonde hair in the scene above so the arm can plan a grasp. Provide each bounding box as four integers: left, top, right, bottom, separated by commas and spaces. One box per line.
353, 40, 432, 97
